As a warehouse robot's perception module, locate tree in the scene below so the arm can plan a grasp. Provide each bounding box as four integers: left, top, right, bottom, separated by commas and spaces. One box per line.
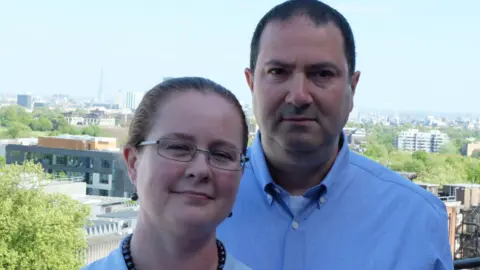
0, 161, 90, 269
412, 151, 428, 164
82, 125, 103, 137
439, 142, 458, 155
30, 116, 53, 132
3, 122, 32, 138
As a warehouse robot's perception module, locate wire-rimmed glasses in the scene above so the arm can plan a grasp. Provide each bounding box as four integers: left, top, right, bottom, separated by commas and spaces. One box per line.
137, 138, 248, 171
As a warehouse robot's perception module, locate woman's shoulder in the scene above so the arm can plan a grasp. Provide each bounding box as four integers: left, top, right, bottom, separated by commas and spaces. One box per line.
225, 252, 252, 270
81, 248, 127, 270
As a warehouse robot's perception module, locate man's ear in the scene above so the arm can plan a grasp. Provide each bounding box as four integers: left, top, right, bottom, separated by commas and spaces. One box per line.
350, 71, 361, 97
123, 147, 138, 187
244, 68, 254, 94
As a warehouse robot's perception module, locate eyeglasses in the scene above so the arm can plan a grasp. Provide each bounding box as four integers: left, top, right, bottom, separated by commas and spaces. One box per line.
136, 138, 248, 171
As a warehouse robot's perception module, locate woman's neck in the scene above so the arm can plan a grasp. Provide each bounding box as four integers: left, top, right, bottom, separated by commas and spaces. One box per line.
130, 214, 219, 270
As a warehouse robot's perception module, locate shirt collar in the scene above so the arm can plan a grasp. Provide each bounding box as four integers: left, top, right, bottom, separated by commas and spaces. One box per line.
248, 131, 351, 205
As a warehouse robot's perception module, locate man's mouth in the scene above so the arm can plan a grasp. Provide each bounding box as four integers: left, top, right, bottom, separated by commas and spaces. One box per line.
282, 116, 315, 122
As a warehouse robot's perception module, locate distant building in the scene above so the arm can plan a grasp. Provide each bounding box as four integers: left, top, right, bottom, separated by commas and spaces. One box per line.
396, 129, 449, 153
17, 94, 33, 109
462, 142, 480, 157
124, 91, 145, 110
5, 135, 134, 198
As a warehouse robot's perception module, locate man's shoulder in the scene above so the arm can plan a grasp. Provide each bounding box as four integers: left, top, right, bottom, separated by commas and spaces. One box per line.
348, 151, 447, 216
81, 248, 126, 270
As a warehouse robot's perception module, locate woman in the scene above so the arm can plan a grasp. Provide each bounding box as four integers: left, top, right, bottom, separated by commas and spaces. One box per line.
83, 77, 251, 270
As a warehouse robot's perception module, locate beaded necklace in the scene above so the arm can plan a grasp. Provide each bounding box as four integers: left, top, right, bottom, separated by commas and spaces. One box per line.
121, 234, 226, 270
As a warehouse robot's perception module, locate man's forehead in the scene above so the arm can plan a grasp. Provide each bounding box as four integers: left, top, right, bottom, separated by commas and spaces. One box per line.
256, 17, 345, 67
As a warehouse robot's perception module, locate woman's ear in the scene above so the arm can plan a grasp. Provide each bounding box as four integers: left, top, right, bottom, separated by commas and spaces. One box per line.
123, 147, 139, 187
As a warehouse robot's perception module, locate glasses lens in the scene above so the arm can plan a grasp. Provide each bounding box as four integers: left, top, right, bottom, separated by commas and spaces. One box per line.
157, 139, 195, 161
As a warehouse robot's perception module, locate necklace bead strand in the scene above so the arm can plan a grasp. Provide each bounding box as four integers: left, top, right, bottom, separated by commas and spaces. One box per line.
121, 234, 227, 270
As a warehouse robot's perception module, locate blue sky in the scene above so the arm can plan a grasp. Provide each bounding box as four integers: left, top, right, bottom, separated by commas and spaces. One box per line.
0, 0, 479, 113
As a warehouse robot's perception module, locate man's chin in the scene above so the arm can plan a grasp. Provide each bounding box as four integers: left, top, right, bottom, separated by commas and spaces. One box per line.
280, 137, 323, 153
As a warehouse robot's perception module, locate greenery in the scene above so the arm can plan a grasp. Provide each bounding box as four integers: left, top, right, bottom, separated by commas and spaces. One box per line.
0, 161, 90, 269
0, 105, 107, 139
362, 124, 480, 185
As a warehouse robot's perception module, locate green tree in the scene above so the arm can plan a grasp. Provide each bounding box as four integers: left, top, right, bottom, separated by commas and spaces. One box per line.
439, 142, 459, 155
82, 125, 103, 137
0, 156, 5, 167
412, 151, 428, 164
0, 161, 90, 269
30, 116, 54, 132
3, 122, 32, 138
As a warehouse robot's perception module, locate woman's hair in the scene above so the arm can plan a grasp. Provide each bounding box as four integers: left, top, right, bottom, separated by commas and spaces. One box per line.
125, 77, 249, 154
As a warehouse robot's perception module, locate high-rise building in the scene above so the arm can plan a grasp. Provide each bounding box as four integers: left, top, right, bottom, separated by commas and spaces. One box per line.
125, 91, 145, 110
17, 93, 33, 109
396, 129, 449, 153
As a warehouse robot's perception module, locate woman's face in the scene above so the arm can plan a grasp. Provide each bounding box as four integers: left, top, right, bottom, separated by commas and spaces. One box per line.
126, 91, 244, 234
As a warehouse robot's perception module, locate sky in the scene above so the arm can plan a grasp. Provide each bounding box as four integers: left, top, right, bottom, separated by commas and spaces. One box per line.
0, 0, 479, 113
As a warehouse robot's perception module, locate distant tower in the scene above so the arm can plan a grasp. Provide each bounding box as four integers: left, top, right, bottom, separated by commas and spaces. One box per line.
97, 69, 104, 103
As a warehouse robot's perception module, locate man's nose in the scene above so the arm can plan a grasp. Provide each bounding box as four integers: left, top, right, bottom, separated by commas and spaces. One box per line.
285, 73, 313, 107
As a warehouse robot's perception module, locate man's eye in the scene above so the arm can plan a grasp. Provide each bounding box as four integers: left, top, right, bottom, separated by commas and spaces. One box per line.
268, 68, 287, 75
312, 70, 335, 78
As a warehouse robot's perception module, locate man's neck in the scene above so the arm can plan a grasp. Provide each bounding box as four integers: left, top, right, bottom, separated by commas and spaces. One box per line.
130, 213, 218, 270
263, 137, 340, 196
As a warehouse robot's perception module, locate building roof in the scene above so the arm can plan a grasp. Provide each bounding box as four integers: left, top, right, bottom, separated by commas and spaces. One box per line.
72, 195, 130, 206
443, 183, 480, 188
96, 209, 138, 220
414, 182, 440, 187
86, 232, 128, 245
50, 134, 116, 142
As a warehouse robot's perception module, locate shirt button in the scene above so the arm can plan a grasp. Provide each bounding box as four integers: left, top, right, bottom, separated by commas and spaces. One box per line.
319, 197, 326, 204
292, 221, 299, 230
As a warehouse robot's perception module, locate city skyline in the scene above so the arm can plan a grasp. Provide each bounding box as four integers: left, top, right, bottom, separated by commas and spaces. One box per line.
1, 1, 479, 113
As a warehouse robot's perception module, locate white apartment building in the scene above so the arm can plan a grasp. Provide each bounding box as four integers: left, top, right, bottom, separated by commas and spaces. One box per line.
396, 129, 449, 153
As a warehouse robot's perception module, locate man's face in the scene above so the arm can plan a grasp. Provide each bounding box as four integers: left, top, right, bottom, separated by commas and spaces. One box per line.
246, 16, 360, 153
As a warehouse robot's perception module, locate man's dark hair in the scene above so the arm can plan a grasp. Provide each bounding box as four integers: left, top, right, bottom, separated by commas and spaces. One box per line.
250, 0, 356, 76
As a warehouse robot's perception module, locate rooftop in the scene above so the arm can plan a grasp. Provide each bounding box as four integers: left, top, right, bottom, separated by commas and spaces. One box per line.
86, 232, 128, 245
96, 209, 138, 220
415, 182, 440, 187
72, 195, 130, 206
443, 183, 480, 188
48, 134, 116, 142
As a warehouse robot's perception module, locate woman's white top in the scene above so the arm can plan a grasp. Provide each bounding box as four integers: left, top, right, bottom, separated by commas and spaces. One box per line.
81, 244, 251, 270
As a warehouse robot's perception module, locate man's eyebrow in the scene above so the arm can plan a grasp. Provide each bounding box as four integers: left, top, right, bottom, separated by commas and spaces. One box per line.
264, 59, 295, 69
264, 60, 342, 73
308, 61, 341, 72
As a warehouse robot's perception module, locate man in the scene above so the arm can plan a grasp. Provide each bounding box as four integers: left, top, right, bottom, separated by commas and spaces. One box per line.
217, 0, 453, 269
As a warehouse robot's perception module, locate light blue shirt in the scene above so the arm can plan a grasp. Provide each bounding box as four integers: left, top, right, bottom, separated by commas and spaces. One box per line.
82, 237, 251, 270
217, 132, 453, 270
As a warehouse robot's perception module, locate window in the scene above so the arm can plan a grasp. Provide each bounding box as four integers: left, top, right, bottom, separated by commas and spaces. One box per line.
86, 188, 93, 195
99, 173, 109, 184
101, 160, 110, 169
43, 154, 53, 165
56, 155, 67, 166
10, 150, 21, 159
85, 173, 92, 185
67, 156, 82, 167
99, 189, 109, 196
